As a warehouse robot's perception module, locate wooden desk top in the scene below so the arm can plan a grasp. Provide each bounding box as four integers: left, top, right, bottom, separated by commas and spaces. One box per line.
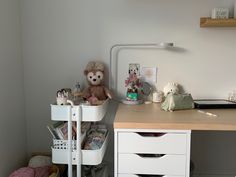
113, 103, 236, 131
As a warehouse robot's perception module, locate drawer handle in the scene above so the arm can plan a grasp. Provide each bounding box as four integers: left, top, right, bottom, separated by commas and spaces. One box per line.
136, 154, 166, 158
136, 175, 165, 177
136, 132, 166, 137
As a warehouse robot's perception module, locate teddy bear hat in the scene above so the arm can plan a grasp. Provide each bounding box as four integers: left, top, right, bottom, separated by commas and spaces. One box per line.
84, 61, 105, 75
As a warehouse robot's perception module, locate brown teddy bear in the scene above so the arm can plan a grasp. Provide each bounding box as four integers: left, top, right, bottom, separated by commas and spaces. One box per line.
82, 61, 112, 105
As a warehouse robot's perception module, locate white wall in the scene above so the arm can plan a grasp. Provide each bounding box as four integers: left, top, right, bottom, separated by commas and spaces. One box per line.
0, 0, 26, 176
21, 0, 236, 176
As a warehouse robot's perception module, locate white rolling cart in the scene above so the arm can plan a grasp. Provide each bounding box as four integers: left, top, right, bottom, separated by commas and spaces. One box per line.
50, 99, 109, 177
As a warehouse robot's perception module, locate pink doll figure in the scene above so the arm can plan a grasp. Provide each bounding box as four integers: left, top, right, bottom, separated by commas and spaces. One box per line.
125, 73, 142, 101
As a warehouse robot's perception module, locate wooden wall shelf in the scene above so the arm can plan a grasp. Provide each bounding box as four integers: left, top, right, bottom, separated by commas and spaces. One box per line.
200, 17, 236, 27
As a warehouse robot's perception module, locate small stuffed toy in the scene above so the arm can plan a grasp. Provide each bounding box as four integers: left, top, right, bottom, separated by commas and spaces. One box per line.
82, 61, 112, 105
163, 82, 179, 97
56, 88, 72, 105
162, 82, 194, 111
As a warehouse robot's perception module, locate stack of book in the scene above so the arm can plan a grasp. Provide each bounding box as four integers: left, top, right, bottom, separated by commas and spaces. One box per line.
47, 122, 91, 140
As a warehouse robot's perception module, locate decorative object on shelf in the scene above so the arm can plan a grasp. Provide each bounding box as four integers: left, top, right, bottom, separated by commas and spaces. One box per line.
161, 83, 194, 111
163, 82, 179, 97
141, 81, 153, 102
56, 88, 72, 105
152, 90, 164, 103
123, 64, 143, 104
83, 124, 108, 150
82, 61, 112, 105
200, 17, 236, 27
47, 121, 77, 140
73, 82, 83, 104
141, 67, 158, 84
161, 92, 194, 112
129, 63, 140, 76
211, 8, 229, 19
228, 90, 236, 102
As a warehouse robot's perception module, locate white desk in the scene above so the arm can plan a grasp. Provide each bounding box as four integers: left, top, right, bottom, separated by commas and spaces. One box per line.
113, 103, 236, 177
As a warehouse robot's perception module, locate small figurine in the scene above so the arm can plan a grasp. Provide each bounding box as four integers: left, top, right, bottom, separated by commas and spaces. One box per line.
125, 74, 141, 101
72, 82, 83, 104
162, 82, 194, 111
82, 61, 112, 105
163, 82, 179, 97
56, 88, 72, 105
125, 69, 142, 101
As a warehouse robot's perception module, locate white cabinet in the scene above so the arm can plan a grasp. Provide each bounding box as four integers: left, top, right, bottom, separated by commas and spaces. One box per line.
118, 132, 187, 154
115, 129, 191, 177
51, 99, 109, 177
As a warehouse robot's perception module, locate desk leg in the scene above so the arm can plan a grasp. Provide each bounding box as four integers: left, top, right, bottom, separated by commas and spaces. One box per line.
114, 130, 118, 177
186, 131, 192, 177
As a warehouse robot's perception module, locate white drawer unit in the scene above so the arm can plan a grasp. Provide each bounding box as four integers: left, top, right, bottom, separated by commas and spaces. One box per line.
118, 174, 185, 177
118, 132, 187, 154
114, 129, 191, 177
118, 154, 186, 175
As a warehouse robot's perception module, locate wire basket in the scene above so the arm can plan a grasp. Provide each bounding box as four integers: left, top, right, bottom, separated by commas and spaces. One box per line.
53, 139, 77, 150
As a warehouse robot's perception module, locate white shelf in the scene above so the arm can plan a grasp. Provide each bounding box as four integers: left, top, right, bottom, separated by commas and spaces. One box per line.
52, 132, 109, 165
51, 99, 109, 122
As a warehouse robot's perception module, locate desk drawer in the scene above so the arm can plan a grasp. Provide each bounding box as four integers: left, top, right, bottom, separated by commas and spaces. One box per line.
118, 174, 184, 177
118, 132, 187, 154
118, 154, 186, 176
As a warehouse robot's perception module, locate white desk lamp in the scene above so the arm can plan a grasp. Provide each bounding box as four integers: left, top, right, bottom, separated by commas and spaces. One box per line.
109, 42, 174, 94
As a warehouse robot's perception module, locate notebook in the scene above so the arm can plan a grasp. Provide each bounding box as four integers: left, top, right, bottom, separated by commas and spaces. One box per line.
194, 99, 236, 109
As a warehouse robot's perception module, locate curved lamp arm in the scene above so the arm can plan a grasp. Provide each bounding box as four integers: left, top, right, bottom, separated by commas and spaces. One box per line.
109, 42, 174, 93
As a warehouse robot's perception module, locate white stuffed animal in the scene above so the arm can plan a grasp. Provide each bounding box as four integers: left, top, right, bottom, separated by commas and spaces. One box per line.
163, 82, 179, 97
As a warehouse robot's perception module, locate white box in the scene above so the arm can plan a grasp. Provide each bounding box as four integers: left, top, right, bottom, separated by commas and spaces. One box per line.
211, 8, 229, 19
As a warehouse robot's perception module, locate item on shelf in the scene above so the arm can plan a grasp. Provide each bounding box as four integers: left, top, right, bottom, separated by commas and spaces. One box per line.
161, 93, 194, 111
152, 90, 164, 103
141, 82, 153, 102
141, 67, 157, 83
56, 88, 72, 105
124, 64, 143, 103
47, 125, 60, 139
83, 124, 107, 150
82, 61, 112, 105
48, 122, 77, 140
211, 8, 229, 19
163, 82, 179, 97
228, 90, 236, 102
129, 63, 140, 76
72, 82, 83, 104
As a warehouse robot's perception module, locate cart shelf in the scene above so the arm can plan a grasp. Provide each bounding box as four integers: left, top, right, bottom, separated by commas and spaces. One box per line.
52, 132, 109, 165
51, 99, 109, 122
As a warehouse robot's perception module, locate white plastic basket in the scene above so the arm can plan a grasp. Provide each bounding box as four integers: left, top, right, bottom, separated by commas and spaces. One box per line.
51, 99, 109, 122
52, 132, 109, 165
